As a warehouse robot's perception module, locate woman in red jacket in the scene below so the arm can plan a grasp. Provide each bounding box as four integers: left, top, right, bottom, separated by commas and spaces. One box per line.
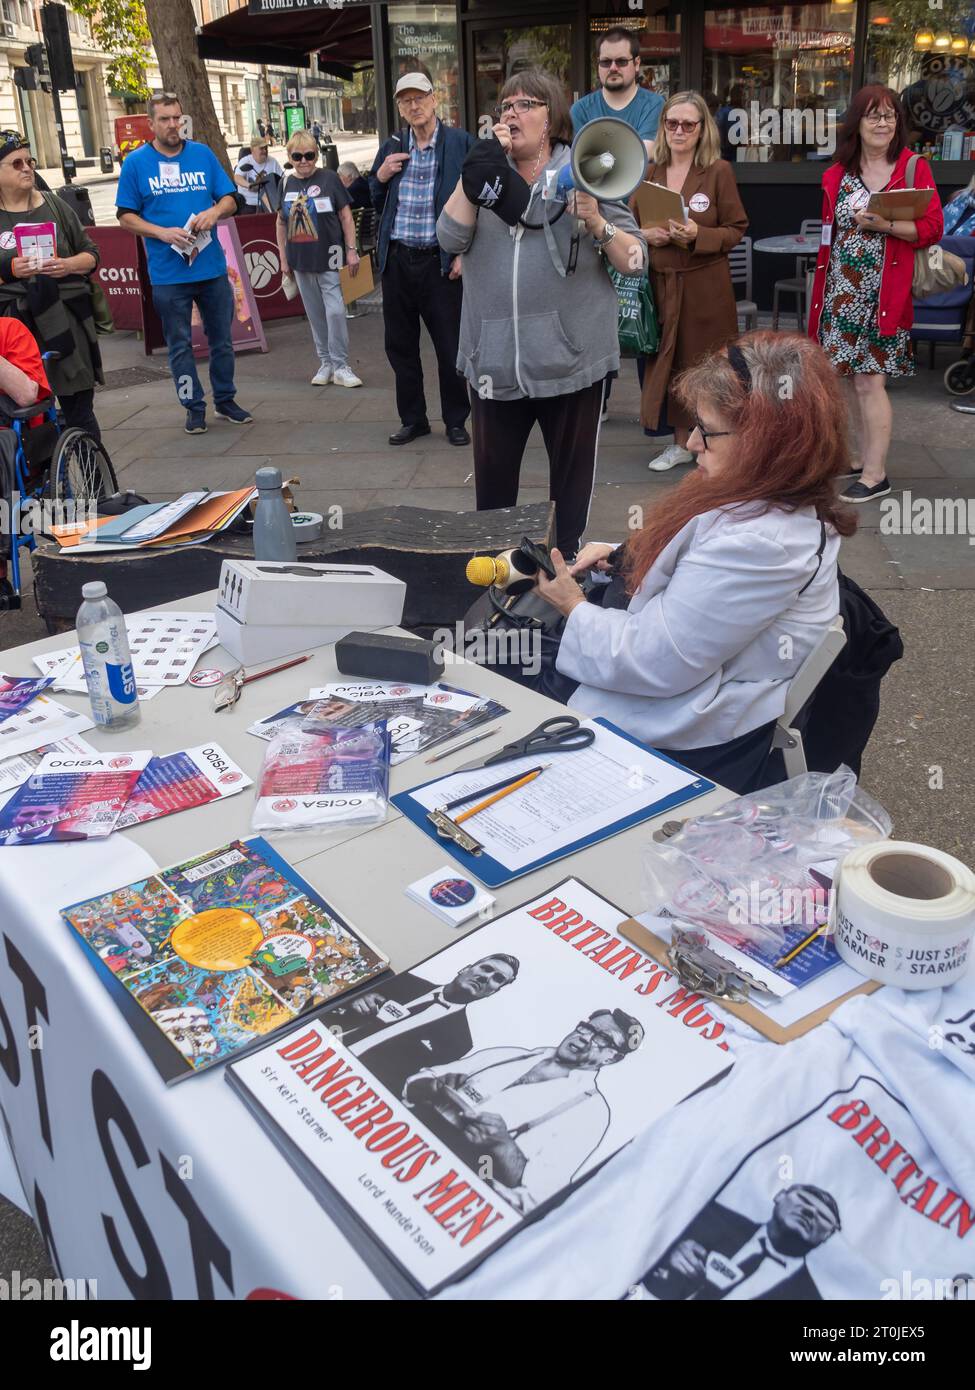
807, 86, 943, 503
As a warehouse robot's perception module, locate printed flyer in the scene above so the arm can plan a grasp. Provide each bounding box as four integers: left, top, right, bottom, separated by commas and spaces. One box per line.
116, 743, 252, 829
0, 749, 151, 845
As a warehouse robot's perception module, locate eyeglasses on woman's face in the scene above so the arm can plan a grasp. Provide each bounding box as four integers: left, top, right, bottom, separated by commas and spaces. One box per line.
863, 110, 895, 127
691, 416, 735, 450
665, 118, 701, 134
598, 57, 634, 69
291, 150, 317, 162
1, 155, 36, 171
494, 97, 546, 118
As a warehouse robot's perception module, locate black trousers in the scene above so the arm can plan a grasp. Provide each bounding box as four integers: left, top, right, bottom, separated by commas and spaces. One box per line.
382, 243, 469, 430
59, 389, 101, 444
470, 378, 604, 559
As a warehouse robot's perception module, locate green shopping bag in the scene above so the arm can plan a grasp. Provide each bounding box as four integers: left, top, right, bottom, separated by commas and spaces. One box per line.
608, 266, 659, 357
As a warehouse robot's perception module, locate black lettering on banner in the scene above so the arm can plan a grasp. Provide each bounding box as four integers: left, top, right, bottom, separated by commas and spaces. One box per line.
4, 935, 51, 1154
0, 976, 19, 1087
161, 1152, 235, 1299
33, 1180, 63, 1280
91, 1069, 173, 1299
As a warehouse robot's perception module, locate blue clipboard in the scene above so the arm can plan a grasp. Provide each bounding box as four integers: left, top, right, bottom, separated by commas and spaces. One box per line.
390, 717, 715, 888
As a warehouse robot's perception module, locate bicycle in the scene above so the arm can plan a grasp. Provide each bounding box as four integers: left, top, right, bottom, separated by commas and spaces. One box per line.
0, 364, 118, 610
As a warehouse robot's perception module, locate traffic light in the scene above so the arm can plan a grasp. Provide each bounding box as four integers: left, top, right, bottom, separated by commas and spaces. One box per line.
25, 43, 49, 73
40, 4, 75, 93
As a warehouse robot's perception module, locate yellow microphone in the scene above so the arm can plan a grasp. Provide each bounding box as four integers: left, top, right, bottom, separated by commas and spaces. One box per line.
466, 541, 552, 593
466, 554, 511, 587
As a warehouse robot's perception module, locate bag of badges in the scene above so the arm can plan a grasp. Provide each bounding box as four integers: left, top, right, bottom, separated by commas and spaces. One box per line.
642, 767, 892, 953
252, 719, 392, 835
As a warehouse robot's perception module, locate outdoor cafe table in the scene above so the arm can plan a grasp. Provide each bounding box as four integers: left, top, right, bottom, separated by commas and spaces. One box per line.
0, 591, 732, 1299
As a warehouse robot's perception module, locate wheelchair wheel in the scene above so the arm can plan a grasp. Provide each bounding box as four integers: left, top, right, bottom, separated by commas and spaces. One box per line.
50, 429, 119, 506
944, 359, 975, 396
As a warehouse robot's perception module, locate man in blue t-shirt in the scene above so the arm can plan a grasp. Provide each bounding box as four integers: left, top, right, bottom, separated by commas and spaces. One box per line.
571, 26, 664, 151
116, 92, 253, 435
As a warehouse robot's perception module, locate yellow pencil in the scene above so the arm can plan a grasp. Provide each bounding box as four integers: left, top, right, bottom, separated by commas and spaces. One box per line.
774, 925, 826, 970
455, 765, 548, 825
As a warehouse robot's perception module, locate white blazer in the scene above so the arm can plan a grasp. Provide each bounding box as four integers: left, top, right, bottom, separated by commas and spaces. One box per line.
558, 504, 840, 751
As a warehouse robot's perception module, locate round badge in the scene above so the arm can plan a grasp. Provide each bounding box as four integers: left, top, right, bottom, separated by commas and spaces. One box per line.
429, 877, 477, 909
389, 685, 410, 696
688, 193, 710, 213
0, 231, 15, 250
109, 757, 133, 769
431, 693, 450, 704
219, 771, 242, 785
272, 798, 297, 813
170, 907, 263, 971
307, 184, 321, 197
189, 668, 227, 687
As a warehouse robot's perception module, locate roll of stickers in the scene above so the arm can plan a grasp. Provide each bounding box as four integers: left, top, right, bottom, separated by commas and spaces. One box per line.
291, 512, 324, 542
831, 840, 975, 989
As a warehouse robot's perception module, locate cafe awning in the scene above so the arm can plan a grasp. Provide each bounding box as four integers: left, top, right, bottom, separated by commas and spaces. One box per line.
196, 0, 376, 74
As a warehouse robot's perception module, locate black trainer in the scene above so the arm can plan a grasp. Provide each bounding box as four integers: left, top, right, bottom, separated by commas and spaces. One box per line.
185, 408, 207, 435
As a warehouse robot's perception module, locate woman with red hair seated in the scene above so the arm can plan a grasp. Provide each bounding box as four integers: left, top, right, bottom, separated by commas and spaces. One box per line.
533, 330, 857, 793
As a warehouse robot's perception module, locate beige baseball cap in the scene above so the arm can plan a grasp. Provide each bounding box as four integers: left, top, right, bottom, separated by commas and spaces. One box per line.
394, 72, 433, 97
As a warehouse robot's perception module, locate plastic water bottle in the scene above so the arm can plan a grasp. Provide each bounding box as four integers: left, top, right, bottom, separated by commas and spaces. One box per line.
76, 581, 140, 730
253, 466, 297, 562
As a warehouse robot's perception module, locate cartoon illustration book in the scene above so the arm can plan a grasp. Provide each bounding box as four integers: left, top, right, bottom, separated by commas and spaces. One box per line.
62, 837, 388, 1084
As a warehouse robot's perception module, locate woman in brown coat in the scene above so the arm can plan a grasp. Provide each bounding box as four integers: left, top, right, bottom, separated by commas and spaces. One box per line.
636, 91, 748, 470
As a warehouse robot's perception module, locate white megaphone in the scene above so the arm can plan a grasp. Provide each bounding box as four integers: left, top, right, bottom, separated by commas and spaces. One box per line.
555, 116, 649, 203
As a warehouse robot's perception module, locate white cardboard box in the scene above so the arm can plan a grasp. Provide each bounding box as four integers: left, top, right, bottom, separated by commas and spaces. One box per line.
215, 560, 407, 666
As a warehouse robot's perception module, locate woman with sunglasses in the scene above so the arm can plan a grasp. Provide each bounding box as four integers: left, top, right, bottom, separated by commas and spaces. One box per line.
808, 87, 943, 504
635, 91, 748, 473
0, 131, 104, 439
530, 331, 855, 794
276, 130, 362, 388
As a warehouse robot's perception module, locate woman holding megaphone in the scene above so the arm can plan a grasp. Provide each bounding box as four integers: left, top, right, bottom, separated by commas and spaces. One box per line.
437, 68, 647, 559
636, 91, 748, 472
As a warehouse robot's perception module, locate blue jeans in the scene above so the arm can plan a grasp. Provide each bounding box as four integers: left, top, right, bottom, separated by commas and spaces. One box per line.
151, 275, 236, 411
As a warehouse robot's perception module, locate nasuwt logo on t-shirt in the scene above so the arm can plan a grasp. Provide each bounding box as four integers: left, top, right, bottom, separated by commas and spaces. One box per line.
147, 170, 209, 196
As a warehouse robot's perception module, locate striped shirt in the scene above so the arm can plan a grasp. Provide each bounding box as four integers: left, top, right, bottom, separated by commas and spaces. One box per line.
391, 122, 439, 247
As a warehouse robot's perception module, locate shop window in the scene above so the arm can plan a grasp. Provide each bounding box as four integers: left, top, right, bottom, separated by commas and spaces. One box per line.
471, 23, 573, 127
588, 2, 682, 104
704, 4, 857, 162
389, 4, 461, 127
865, 1, 975, 157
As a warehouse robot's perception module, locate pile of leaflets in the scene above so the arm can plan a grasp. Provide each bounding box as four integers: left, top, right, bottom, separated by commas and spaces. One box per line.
248, 677, 508, 766
0, 741, 250, 846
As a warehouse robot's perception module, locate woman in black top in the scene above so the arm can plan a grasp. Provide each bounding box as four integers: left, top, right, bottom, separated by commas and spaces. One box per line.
0, 131, 104, 439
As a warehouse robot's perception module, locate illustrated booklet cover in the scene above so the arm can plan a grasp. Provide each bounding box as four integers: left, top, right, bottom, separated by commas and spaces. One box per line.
228, 877, 733, 1297
61, 837, 388, 1084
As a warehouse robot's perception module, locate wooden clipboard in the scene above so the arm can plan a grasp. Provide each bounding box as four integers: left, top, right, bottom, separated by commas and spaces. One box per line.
619, 917, 880, 1044
633, 180, 687, 230
866, 188, 934, 222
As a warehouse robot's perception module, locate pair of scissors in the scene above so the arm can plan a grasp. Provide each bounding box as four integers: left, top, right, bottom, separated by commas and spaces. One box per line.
456, 715, 594, 771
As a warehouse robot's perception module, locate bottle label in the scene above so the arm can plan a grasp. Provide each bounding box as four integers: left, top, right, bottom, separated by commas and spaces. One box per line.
106, 661, 137, 705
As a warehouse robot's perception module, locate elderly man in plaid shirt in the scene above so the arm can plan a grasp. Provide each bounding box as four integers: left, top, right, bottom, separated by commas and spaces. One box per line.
370, 73, 476, 447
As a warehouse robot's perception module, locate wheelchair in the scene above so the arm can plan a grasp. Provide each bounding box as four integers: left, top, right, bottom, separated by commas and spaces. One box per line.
0, 360, 118, 610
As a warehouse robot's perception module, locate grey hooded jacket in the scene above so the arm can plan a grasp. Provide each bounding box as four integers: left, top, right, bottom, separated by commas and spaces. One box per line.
437, 142, 647, 401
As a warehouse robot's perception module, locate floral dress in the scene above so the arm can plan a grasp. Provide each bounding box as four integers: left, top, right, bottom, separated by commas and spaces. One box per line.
818, 172, 914, 378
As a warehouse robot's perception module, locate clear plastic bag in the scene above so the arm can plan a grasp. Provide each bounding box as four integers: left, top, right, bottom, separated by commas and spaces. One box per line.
643, 766, 892, 953
251, 720, 391, 834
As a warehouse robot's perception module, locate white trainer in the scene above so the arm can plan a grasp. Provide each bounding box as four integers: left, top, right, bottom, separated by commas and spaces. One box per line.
311, 365, 332, 386
649, 444, 695, 472
332, 366, 363, 388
